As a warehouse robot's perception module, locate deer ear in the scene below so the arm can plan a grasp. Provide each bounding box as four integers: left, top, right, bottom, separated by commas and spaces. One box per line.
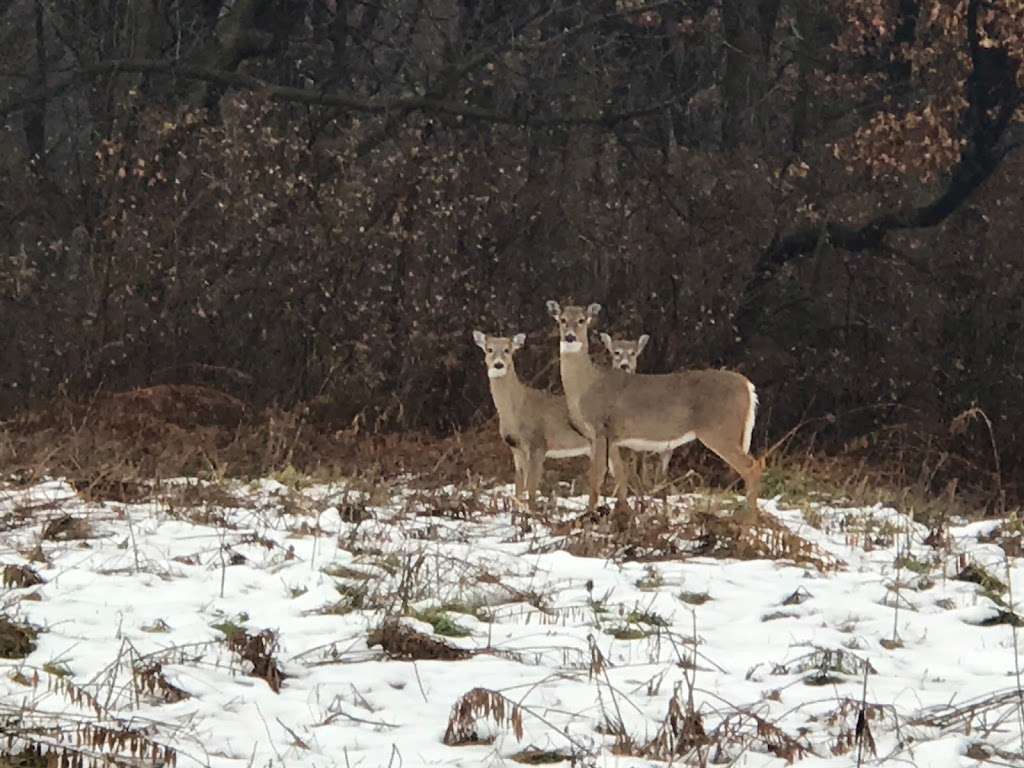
586, 303, 602, 321
546, 300, 562, 319
511, 333, 526, 349
637, 334, 650, 355
599, 333, 613, 352
472, 330, 487, 350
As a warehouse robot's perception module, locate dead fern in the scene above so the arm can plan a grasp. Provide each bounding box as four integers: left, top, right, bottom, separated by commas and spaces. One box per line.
366, 618, 472, 661
132, 662, 190, 703
40, 514, 93, 541
1, 718, 178, 768
443, 688, 525, 746
642, 693, 709, 760
0, 619, 37, 659
825, 697, 886, 757
2, 564, 44, 589
225, 629, 286, 693
541, 501, 839, 571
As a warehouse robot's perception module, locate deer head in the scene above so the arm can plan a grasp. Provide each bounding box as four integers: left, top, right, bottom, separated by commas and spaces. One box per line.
473, 330, 525, 379
600, 333, 650, 372
545, 301, 601, 353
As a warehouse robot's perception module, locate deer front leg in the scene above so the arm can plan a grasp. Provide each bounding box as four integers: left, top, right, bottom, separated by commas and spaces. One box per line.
659, 449, 673, 479
525, 446, 545, 512
609, 442, 630, 508
511, 449, 525, 503
588, 435, 608, 510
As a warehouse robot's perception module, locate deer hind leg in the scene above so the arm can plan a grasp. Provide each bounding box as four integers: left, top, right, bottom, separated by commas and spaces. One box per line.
588, 435, 609, 510
698, 433, 762, 523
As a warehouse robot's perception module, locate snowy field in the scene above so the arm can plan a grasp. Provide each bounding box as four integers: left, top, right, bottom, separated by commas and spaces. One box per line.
2, 478, 1024, 768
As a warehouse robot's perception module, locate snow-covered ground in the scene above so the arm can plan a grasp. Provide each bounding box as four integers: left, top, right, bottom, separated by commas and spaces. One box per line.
2, 478, 1023, 768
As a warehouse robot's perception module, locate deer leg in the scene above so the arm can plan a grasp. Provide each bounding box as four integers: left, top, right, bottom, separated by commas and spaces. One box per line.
512, 449, 525, 502
659, 449, 673, 480
698, 435, 762, 523
609, 442, 629, 508
588, 435, 608, 510
525, 447, 545, 512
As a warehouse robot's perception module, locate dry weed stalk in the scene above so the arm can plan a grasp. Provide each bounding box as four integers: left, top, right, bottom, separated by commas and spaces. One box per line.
641, 686, 709, 761
3, 666, 179, 768
825, 697, 888, 758
910, 687, 1024, 743
709, 711, 814, 764
1003, 549, 1024, 753
950, 406, 1005, 516
1, 720, 179, 768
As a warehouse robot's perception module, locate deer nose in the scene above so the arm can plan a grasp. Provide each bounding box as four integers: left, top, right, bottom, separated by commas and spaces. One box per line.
493, 361, 505, 369
619, 363, 630, 370
565, 332, 577, 343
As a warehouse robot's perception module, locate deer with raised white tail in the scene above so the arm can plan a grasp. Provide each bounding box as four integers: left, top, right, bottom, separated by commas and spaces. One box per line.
472, 330, 590, 510
600, 332, 674, 478
547, 302, 762, 521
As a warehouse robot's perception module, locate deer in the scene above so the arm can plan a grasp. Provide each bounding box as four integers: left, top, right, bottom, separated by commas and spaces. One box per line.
472, 330, 591, 510
546, 302, 763, 521
600, 333, 674, 478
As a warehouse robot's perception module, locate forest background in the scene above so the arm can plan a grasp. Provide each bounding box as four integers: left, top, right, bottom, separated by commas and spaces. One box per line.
1, 0, 1022, 511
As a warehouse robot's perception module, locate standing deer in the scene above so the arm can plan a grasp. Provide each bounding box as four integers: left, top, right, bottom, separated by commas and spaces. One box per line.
473, 330, 590, 510
546, 302, 762, 521
600, 333, 674, 477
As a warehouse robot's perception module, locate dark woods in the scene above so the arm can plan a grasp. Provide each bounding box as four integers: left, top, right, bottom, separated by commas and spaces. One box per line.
0, 1, 1022, 502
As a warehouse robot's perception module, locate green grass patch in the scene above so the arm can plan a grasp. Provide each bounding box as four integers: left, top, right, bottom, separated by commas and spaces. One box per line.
42, 661, 72, 678
411, 607, 473, 637
211, 613, 249, 640
605, 626, 650, 640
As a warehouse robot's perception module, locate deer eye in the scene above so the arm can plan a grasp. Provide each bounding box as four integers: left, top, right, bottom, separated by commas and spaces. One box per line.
577, 319, 584, 324
486, 348, 493, 354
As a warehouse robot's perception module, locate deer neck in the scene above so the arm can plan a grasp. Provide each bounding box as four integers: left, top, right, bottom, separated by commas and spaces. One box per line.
558, 341, 599, 404
487, 365, 526, 417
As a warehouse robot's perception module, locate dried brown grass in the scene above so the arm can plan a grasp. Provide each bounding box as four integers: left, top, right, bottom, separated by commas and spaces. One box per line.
1, 389, 1013, 531
539, 500, 840, 571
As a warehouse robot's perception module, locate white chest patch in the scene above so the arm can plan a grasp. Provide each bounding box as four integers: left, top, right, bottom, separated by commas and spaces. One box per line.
618, 432, 696, 452
545, 447, 591, 459
560, 341, 583, 353
488, 367, 508, 379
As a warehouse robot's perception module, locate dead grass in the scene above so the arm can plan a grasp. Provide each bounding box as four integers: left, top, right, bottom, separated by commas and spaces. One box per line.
0, 619, 37, 658
224, 628, 286, 693
2, 564, 44, 589
2, 389, 1017, 525
539, 500, 840, 570
368, 618, 473, 661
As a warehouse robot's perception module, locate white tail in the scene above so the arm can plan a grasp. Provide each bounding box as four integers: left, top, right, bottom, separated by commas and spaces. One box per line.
547, 301, 763, 519
742, 381, 757, 455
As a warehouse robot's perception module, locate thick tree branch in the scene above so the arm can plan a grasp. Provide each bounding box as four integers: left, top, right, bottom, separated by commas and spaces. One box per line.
0, 57, 690, 128
742, 0, 1022, 307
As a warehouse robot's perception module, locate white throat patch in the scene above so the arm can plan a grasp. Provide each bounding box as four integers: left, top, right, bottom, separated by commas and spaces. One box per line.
488, 367, 508, 379
560, 341, 583, 353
